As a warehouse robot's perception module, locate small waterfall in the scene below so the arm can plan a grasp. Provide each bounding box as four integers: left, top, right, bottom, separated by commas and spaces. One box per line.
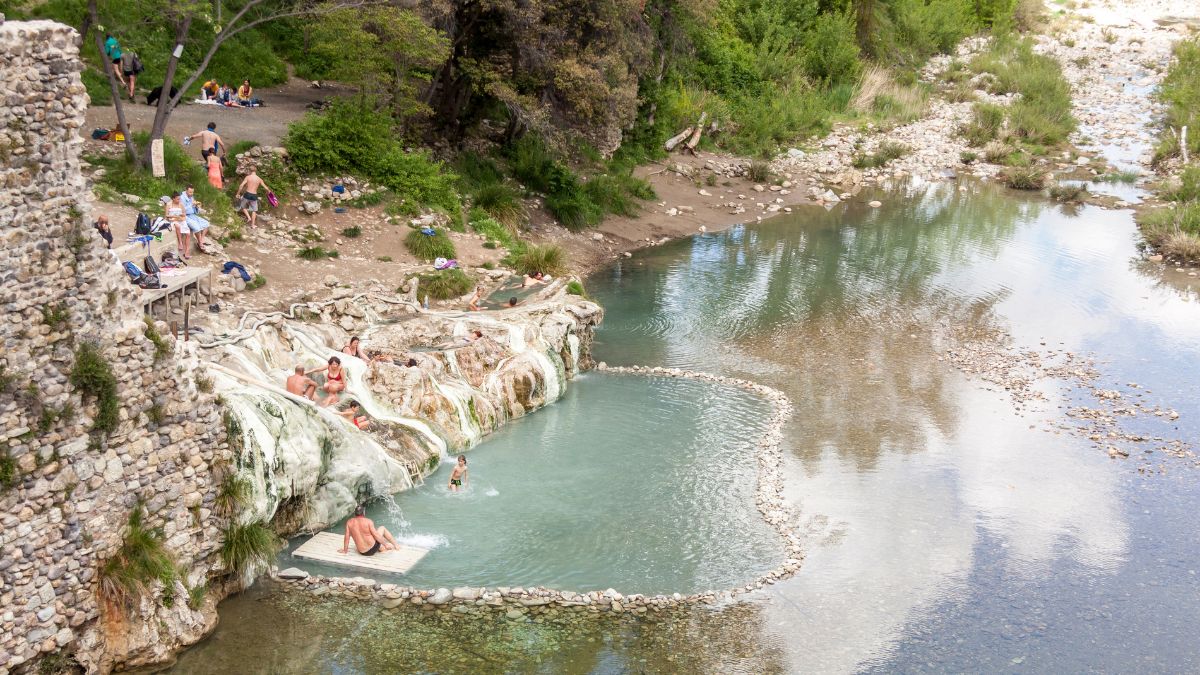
567, 333, 581, 374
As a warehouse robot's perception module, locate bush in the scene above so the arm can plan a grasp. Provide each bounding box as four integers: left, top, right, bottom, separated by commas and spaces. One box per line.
960, 151, 979, 164
1155, 37, 1200, 163
970, 38, 1076, 147
1165, 166, 1200, 203
413, 268, 474, 300
99, 506, 176, 609
455, 152, 506, 190
803, 12, 862, 84
582, 175, 639, 218
566, 280, 587, 296
1003, 166, 1047, 190
341, 226, 362, 238
962, 103, 1007, 146
851, 141, 910, 169
1049, 183, 1088, 202
748, 161, 772, 183
220, 521, 279, 578
472, 183, 525, 226
296, 246, 338, 260
546, 192, 603, 231
70, 342, 119, 435
404, 227, 456, 261
471, 216, 519, 250
510, 244, 567, 276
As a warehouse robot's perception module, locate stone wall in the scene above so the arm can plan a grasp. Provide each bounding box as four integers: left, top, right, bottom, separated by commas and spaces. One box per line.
0, 19, 228, 674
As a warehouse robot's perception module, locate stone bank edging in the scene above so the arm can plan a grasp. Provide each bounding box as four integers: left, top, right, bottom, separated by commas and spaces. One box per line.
269, 364, 802, 617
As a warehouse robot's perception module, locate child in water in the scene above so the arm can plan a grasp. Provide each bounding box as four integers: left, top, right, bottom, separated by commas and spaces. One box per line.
448, 455, 468, 492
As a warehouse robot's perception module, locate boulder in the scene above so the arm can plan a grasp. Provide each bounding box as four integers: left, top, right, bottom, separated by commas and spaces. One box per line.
428, 588, 453, 605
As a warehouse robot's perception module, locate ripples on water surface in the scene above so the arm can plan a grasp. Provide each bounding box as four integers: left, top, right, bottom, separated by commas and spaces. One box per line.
175, 181, 1200, 673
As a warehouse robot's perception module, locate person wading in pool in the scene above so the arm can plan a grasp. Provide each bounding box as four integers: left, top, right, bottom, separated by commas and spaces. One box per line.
448, 454, 469, 492
339, 505, 400, 556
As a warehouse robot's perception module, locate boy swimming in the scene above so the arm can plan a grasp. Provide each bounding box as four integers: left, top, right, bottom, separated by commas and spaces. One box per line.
448, 455, 468, 492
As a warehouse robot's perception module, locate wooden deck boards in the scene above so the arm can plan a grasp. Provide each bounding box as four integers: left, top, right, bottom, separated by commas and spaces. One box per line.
292, 532, 429, 575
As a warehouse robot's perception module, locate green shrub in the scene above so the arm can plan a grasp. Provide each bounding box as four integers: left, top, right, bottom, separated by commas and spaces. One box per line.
99, 506, 176, 609
803, 12, 862, 84
851, 141, 910, 169
70, 342, 119, 435
1155, 37, 1200, 163
341, 226, 362, 238
142, 317, 171, 362
1003, 166, 1047, 190
215, 474, 252, 516
1165, 166, 1200, 203
510, 244, 567, 276
246, 274, 267, 291
962, 103, 1007, 146
413, 268, 474, 300
297, 246, 338, 261
471, 216, 519, 250
960, 151, 979, 164
220, 521, 279, 577
509, 136, 576, 195
566, 280, 587, 296
1049, 183, 1088, 202
546, 192, 603, 231
472, 183, 525, 226
455, 152, 505, 189
404, 227, 456, 261
0, 447, 15, 490
582, 175, 638, 218
970, 38, 1075, 147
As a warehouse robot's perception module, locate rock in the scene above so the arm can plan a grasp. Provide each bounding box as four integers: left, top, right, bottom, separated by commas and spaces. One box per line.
452, 587, 480, 601
666, 207, 679, 216
786, 148, 805, 159
323, 275, 340, 287
122, 193, 141, 204
1148, 254, 1163, 262
428, 588, 453, 605
278, 567, 309, 580
301, 201, 322, 215
698, 189, 712, 197
820, 190, 840, 203
753, 184, 765, 192
380, 597, 404, 609
505, 609, 525, 620
591, 232, 604, 241
868, 200, 882, 208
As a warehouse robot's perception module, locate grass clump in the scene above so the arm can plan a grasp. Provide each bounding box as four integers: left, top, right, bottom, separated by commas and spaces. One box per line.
1049, 182, 1088, 202
1102, 171, 1140, 184
566, 280, 587, 297
1164, 166, 1200, 203
471, 215, 519, 250
69, 343, 119, 436
340, 226, 362, 238
962, 103, 1007, 147
747, 161, 772, 183
509, 244, 567, 277
404, 227, 456, 261
99, 505, 176, 610
246, 274, 267, 291
41, 304, 70, 332
412, 268, 474, 300
1003, 166, 1048, 190
297, 246, 339, 261
471, 183, 525, 226
969, 37, 1076, 148
215, 473, 253, 516
851, 141, 910, 169
143, 317, 171, 362
220, 521, 280, 578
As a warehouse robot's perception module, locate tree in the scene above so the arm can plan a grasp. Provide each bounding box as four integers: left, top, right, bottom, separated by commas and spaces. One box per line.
86, 0, 142, 167
306, 5, 449, 124
420, 0, 653, 155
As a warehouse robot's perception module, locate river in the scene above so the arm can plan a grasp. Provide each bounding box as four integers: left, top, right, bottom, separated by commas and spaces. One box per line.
169, 180, 1200, 673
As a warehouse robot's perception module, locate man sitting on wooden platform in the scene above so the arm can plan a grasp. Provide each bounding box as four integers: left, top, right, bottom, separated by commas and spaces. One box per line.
339, 505, 400, 557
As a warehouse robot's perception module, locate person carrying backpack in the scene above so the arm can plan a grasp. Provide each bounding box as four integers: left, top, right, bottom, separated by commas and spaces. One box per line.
119, 51, 141, 100
103, 34, 124, 88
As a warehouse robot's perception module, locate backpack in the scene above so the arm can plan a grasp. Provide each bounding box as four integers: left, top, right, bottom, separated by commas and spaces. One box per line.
138, 273, 163, 289
123, 261, 144, 283
135, 212, 152, 235
143, 254, 161, 275
131, 53, 144, 74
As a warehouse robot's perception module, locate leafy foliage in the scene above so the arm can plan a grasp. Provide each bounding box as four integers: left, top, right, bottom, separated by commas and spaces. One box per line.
1155, 37, 1200, 163
220, 521, 280, 577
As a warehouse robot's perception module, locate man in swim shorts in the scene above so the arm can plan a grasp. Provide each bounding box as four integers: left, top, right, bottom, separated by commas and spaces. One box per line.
339, 505, 399, 556
236, 166, 271, 228
285, 365, 318, 400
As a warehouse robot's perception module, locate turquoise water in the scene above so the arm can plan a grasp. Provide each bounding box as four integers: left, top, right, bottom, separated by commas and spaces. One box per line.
283, 373, 783, 594
174, 181, 1200, 673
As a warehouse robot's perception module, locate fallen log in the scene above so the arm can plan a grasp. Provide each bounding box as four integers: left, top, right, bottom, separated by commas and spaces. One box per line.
683, 112, 708, 154
664, 127, 693, 152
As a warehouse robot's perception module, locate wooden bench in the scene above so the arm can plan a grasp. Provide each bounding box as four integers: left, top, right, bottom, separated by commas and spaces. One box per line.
141, 265, 214, 316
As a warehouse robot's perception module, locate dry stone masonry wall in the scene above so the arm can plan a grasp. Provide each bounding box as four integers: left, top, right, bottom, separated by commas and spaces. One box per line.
0, 19, 228, 674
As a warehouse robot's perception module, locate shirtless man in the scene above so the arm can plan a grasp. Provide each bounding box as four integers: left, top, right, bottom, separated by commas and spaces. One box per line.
339, 505, 399, 556
187, 122, 224, 158
285, 365, 318, 400
447, 455, 468, 492
236, 167, 271, 228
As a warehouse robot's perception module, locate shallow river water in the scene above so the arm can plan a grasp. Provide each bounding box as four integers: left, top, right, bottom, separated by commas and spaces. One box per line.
170, 181, 1200, 673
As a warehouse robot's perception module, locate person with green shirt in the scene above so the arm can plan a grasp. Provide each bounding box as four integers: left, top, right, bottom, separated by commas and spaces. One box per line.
103, 34, 125, 88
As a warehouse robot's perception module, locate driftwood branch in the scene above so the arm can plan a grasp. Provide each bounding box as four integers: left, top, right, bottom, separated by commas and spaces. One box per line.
683, 112, 708, 154
664, 127, 692, 152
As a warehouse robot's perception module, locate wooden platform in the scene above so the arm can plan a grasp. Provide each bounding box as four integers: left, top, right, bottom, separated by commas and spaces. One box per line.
292, 532, 429, 575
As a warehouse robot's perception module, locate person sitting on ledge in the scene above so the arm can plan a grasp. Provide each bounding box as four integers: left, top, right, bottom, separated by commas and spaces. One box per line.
521, 271, 546, 288
285, 365, 318, 400
339, 504, 399, 556
336, 400, 371, 430
307, 356, 346, 406
467, 285, 483, 311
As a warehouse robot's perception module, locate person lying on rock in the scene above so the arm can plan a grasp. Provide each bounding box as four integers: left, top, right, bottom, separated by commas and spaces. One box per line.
307, 356, 346, 406
521, 271, 546, 288
285, 365, 318, 400
336, 400, 371, 430
339, 505, 399, 557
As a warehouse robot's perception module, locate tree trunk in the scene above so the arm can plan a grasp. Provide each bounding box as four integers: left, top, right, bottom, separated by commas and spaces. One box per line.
87, 0, 142, 168
145, 15, 193, 166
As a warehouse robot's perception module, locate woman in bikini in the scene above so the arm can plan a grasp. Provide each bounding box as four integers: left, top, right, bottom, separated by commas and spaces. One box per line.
164, 193, 190, 259
306, 356, 347, 406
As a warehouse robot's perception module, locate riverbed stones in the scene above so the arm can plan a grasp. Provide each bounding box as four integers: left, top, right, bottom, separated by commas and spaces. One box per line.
428, 588, 453, 605
278, 568, 309, 580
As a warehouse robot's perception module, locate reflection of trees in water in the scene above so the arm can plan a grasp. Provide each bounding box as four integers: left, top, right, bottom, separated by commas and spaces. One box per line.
1130, 258, 1200, 304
